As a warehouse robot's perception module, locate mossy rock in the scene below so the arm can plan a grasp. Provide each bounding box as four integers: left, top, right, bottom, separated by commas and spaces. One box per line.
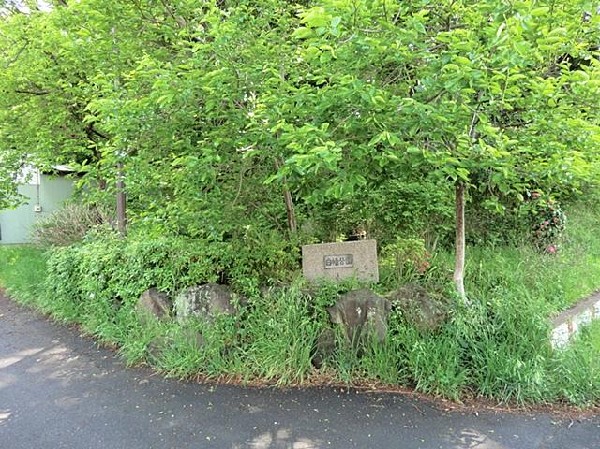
390, 283, 451, 332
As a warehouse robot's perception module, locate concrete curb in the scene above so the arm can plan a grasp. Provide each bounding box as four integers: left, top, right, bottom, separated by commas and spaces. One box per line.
550, 291, 600, 349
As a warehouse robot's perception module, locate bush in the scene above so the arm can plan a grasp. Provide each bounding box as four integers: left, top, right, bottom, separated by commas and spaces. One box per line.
529, 197, 566, 252
42, 229, 303, 334
43, 234, 226, 334
221, 228, 302, 293
32, 203, 112, 246
379, 238, 432, 287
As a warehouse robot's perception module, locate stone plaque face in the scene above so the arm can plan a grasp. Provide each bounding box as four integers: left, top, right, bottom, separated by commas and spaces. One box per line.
302, 240, 379, 282
324, 254, 353, 269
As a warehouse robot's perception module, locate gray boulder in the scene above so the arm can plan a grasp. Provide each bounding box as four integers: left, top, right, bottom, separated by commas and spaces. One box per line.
136, 288, 172, 323
391, 284, 450, 332
327, 288, 391, 347
174, 283, 239, 323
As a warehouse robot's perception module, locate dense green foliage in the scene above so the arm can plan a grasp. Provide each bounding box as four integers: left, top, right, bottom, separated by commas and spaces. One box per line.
2, 0, 599, 249
1, 1, 600, 406
1, 202, 599, 405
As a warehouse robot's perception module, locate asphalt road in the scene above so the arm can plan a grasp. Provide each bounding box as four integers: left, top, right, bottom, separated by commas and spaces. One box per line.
1, 292, 599, 449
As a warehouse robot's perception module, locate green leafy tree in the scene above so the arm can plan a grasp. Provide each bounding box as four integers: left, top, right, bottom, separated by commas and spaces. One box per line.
265, 0, 600, 299
1, 0, 599, 297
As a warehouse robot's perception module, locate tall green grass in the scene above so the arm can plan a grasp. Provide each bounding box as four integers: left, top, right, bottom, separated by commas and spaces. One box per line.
0, 245, 47, 303
548, 321, 600, 405
0, 201, 599, 406
419, 201, 600, 314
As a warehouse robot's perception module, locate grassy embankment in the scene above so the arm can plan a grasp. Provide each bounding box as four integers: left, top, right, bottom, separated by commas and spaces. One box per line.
1, 202, 599, 406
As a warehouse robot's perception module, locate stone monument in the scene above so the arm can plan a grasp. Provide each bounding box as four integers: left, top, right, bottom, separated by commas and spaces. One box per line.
302, 239, 379, 282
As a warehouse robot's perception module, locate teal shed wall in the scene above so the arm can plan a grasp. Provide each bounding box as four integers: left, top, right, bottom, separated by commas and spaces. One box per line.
0, 175, 74, 244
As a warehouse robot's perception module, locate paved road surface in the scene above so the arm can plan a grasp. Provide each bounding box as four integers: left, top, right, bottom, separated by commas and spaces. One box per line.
1, 292, 598, 449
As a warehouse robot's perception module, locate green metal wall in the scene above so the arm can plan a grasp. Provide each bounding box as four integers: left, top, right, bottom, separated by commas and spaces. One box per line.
0, 175, 74, 244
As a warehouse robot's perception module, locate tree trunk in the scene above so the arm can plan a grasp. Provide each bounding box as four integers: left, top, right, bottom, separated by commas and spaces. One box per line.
453, 181, 467, 302
283, 188, 297, 234
453, 103, 480, 303
116, 162, 127, 237
274, 157, 297, 234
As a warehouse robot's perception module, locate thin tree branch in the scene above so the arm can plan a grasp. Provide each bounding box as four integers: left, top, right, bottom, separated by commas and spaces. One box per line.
14, 88, 51, 95
4, 42, 28, 69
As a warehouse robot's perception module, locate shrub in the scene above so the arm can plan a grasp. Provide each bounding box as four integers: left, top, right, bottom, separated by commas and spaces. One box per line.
32, 203, 112, 246
529, 198, 566, 252
380, 238, 432, 287
222, 228, 302, 293
43, 234, 227, 335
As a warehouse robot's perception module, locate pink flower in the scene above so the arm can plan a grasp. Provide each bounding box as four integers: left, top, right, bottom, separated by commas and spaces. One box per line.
546, 245, 557, 254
